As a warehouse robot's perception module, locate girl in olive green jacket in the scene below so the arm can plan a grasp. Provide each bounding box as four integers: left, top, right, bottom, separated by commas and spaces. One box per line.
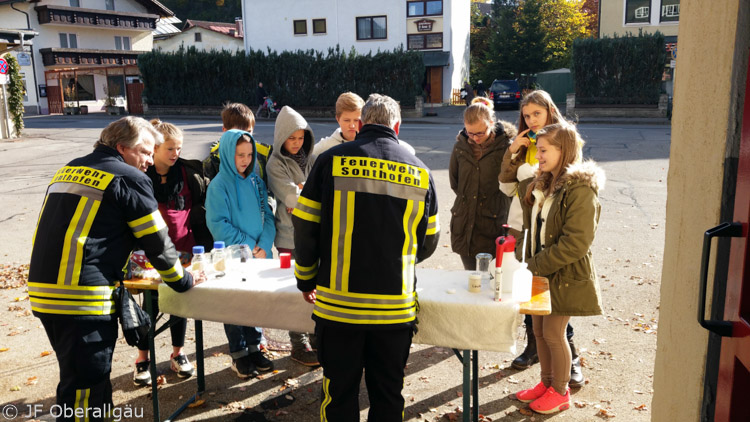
514, 123, 605, 415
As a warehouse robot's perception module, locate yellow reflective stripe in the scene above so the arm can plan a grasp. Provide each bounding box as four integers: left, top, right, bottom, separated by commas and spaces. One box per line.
58, 198, 88, 285
211, 142, 220, 154
28, 282, 116, 300
316, 284, 413, 301
330, 190, 342, 290
313, 304, 416, 325
316, 291, 415, 309
321, 376, 332, 421
157, 260, 184, 282
74, 388, 90, 422
295, 261, 318, 280
32, 195, 49, 251
426, 213, 439, 235
401, 200, 423, 294
128, 210, 167, 238
30, 297, 115, 316
340, 191, 355, 292
71, 200, 100, 286
291, 207, 321, 223
256, 143, 270, 158
297, 195, 321, 210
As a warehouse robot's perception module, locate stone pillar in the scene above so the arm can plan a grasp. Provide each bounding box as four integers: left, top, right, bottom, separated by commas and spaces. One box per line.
566, 93, 576, 118
658, 93, 669, 117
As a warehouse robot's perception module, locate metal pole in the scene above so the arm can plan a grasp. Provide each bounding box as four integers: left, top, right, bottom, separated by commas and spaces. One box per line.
2, 83, 10, 139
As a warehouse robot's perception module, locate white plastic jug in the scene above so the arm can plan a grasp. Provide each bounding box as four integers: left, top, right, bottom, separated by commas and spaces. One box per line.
512, 263, 533, 303
501, 252, 520, 294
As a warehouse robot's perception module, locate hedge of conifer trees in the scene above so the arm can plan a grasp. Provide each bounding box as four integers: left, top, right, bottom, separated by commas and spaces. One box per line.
138, 46, 424, 107
572, 32, 666, 105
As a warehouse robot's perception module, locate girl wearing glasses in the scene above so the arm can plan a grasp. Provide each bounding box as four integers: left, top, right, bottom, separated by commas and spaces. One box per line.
449, 97, 517, 269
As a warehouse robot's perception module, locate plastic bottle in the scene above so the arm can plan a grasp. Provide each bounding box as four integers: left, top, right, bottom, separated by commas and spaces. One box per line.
191, 245, 207, 279
496, 225, 520, 295
212, 241, 227, 272
512, 263, 533, 303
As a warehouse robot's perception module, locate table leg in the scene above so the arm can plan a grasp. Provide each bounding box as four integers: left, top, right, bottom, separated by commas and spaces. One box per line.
196, 320, 205, 393
144, 290, 160, 422
472, 350, 479, 422
463, 350, 470, 422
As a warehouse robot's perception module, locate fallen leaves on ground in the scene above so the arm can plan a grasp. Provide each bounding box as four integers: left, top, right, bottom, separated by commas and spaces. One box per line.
634, 404, 648, 411
25, 376, 38, 385
40, 351, 52, 357
222, 401, 245, 411
0, 347, 9, 352
596, 407, 616, 418
0, 264, 28, 289
187, 399, 206, 408
156, 375, 167, 386
518, 408, 533, 416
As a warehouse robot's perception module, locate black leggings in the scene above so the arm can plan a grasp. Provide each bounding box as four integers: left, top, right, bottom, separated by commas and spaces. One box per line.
136, 291, 187, 350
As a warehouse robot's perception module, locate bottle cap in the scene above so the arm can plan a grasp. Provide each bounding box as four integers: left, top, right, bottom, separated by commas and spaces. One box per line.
192, 245, 205, 254
213, 241, 226, 249
503, 235, 516, 252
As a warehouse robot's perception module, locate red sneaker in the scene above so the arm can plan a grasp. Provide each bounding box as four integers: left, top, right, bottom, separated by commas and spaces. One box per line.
530, 386, 570, 414
516, 382, 547, 403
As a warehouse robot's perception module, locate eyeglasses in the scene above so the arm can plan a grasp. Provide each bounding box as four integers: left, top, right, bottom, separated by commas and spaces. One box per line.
466, 127, 489, 139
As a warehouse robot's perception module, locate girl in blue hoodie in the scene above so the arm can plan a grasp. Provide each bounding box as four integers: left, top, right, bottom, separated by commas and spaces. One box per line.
205, 129, 276, 378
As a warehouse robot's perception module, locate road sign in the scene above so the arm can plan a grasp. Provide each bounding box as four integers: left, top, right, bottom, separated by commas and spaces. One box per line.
17, 52, 31, 67
0, 58, 7, 74
0, 74, 6, 84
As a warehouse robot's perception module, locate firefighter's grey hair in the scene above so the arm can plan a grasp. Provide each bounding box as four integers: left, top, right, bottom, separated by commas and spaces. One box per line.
361, 94, 401, 129
95, 116, 164, 150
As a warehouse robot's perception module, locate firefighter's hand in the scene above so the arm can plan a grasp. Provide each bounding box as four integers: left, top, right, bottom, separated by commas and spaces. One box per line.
302, 289, 316, 304
252, 246, 267, 259
191, 271, 207, 287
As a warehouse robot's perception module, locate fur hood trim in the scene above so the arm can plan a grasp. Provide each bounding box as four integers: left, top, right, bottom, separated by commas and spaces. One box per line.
555, 160, 606, 193
456, 120, 518, 143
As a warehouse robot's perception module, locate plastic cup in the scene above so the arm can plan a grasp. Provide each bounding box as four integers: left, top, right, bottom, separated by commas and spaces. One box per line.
280, 252, 291, 268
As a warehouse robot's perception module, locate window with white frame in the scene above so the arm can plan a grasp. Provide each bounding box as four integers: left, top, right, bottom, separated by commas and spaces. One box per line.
313, 19, 326, 34
660, 0, 679, 22
115, 36, 131, 50
407, 33, 443, 50
625, 0, 650, 24
293, 20, 307, 35
59, 33, 78, 48
105, 0, 115, 10
407, 1, 443, 17
356, 16, 387, 40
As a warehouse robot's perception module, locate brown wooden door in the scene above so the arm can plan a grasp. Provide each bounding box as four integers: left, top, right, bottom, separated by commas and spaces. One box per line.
47, 85, 62, 114
428, 67, 442, 104
126, 82, 144, 115
714, 54, 750, 422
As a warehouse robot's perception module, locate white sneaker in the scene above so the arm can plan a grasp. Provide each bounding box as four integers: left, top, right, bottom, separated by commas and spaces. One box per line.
133, 360, 152, 386
170, 353, 195, 378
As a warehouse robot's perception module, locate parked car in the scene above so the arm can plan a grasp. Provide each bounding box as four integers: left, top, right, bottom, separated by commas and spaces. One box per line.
489, 79, 522, 109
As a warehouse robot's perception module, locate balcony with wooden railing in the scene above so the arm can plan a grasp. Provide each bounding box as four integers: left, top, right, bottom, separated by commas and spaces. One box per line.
35, 5, 158, 30
38, 48, 147, 67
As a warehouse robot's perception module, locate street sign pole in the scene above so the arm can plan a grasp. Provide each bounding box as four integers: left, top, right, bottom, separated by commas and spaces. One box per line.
2, 83, 10, 139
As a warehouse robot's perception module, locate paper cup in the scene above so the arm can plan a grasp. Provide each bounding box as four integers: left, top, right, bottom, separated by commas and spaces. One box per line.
468, 272, 482, 293
280, 252, 291, 268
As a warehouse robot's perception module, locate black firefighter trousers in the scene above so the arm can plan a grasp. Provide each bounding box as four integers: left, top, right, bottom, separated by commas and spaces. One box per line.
316, 324, 413, 421
40, 316, 118, 422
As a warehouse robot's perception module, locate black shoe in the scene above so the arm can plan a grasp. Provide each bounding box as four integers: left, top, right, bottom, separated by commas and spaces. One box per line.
231, 356, 258, 379
568, 337, 584, 388
512, 325, 538, 370
249, 351, 274, 372
569, 357, 584, 388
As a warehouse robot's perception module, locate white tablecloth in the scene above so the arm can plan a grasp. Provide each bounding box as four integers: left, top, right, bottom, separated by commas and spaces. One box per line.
159, 259, 520, 353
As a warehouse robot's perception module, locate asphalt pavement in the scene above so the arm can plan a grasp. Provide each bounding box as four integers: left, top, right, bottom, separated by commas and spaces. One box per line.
0, 111, 670, 421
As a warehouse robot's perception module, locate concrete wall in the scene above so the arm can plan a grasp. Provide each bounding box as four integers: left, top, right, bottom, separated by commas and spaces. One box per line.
155, 27, 244, 53
651, 0, 749, 420
448, 0, 470, 104
600, 0, 679, 38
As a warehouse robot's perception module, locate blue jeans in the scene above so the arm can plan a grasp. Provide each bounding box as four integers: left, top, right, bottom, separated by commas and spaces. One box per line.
223, 324, 263, 359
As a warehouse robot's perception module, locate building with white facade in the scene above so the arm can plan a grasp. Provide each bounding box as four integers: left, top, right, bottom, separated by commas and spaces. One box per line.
240, 0, 470, 104
155, 19, 245, 54
0, 0, 173, 114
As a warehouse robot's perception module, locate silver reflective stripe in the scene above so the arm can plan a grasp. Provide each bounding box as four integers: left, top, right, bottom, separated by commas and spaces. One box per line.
335, 177, 426, 201
402, 200, 421, 294
331, 190, 353, 291
316, 289, 414, 307
129, 219, 157, 235
28, 283, 114, 299
295, 201, 321, 218
30, 299, 115, 314
48, 182, 105, 201
295, 262, 317, 279
314, 304, 416, 321
63, 198, 95, 286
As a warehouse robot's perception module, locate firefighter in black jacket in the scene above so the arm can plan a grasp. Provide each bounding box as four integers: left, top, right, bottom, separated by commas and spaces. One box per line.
29, 117, 200, 422
293, 94, 440, 421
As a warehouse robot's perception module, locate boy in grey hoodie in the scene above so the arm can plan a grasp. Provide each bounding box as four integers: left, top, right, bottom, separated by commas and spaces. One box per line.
266, 106, 319, 366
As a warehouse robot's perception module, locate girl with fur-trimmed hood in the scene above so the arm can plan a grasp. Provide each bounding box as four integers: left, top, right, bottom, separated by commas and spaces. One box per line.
513, 123, 605, 415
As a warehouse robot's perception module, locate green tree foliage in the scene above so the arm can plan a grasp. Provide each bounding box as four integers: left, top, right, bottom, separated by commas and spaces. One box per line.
138, 46, 424, 107
472, 0, 592, 84
572, 32, 666, 105
5, 55, 25, 135
160, 0, 241, 22
469, 2, 493, 83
